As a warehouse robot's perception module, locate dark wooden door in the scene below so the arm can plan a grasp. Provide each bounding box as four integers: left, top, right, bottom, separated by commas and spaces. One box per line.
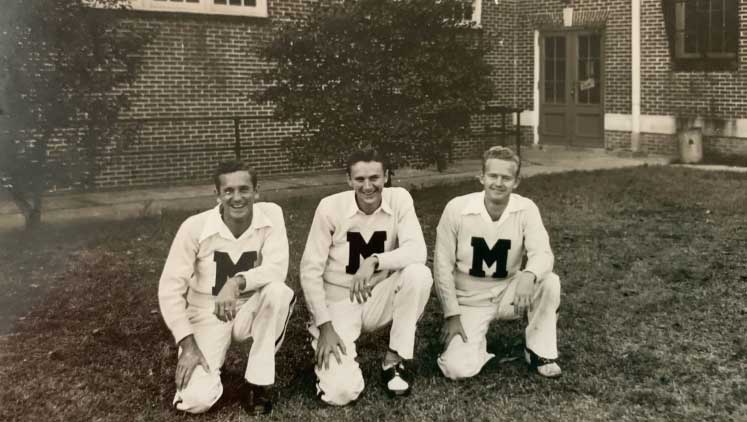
540, 31, 604, 147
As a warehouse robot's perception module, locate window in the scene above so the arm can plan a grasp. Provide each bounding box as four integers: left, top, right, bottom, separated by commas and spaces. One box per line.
128, 0, 267, 18
664, 0, 739, 71
543, 36, 566, 104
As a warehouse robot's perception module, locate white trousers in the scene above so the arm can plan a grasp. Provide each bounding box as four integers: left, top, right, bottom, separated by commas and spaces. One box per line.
173, 282, 295, 414
438, 272, 560, 380
308, 263, 433, 406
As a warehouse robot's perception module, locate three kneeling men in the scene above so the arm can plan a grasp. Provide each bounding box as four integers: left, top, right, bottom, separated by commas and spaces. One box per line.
158, 146, 562, 415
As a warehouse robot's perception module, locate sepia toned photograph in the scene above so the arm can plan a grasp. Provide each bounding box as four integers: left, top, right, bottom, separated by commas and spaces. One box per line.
1, 1, 745, 421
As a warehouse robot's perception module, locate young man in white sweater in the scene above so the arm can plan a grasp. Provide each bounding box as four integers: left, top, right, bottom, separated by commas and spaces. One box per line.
300, 149, 433, 405
158, 161, 295, 415
435, 146, 562, 380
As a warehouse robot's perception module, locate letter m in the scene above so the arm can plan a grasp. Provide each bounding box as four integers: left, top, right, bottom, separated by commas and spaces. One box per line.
213, 251, 257, 296
346, 231, 387, 274
469, 237, 511, 278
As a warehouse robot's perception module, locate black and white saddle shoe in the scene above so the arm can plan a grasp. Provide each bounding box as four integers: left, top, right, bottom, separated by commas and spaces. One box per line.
525, 348, 562, 378
382, 361, 414, 397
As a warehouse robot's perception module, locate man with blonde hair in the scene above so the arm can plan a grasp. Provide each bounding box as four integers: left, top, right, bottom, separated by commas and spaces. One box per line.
434, 146, 562, 379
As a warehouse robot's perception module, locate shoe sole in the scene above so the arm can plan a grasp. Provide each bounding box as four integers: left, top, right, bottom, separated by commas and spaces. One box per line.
385, 388, 411, 398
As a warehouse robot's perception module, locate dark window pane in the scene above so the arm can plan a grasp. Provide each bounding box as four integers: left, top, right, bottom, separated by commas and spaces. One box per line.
590, 83, 600, 104
711, 28, 724, 52
556, 37, 565, 58
545, 81, 555, 104
591, 35, 600, 59
579, 36, 588, 60
545, 59, 555, 82
725, 28, 737, 52
557, 57, 565, 81
685, 30, 698, 53
545, 38, 556, 60
591, 60, 601, 104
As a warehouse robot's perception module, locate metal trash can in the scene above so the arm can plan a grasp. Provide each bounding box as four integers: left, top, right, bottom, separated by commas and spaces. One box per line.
677, 128, 703, 164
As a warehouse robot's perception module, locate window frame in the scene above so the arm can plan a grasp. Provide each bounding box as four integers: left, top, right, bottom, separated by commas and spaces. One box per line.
666, 0, 739, 71
128, 0, 268, 18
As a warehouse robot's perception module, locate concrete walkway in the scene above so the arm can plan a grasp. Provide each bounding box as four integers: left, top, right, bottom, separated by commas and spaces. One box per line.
0, 147, 672, 231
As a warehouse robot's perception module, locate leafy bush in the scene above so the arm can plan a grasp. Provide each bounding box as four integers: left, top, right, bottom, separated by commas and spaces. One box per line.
260, 0, 494, 170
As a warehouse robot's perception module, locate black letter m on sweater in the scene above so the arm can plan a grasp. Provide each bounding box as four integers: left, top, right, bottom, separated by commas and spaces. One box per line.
213, 251, 257, 295
346, 231, 386, 274
469, 238, 511, 278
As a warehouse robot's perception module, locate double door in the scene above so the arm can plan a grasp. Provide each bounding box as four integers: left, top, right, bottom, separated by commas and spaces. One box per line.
539, 31, 604, 147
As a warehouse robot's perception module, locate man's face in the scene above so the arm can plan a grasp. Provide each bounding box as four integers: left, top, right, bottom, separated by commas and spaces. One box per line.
348, 161, 388, 213
216, 170, 255, 224
480, 158, 520, 204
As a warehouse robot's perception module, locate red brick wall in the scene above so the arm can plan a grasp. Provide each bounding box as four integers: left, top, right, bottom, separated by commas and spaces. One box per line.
94, 1, 316, 189
705, 136, 747, 156
641, 133, 678, 156
640, 0, 747, 118
606, 130, 631, 150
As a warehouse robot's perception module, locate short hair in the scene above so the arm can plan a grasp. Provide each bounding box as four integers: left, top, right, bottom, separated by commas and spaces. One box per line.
482, 146, 521, 176
345, 148, 389, 175
213, 160, 257, 191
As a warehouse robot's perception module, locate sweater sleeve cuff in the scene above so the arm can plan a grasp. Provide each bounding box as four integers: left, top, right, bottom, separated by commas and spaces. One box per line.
171, 320, 194, 346
314, 314, 331, 328
373, 252, 394, 271
442, 300, 462, 319
311, 304, 331, 328
524, 265, 549, 281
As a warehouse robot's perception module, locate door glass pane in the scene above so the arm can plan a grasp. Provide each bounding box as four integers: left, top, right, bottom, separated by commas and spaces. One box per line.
556, 36, 565, 104
543, 36, 565, 104
545, 57, 555, 81
577, 34, 600, 105
545, 37, 555, 58
545, 81, 555, 103
556, 56, 565, 104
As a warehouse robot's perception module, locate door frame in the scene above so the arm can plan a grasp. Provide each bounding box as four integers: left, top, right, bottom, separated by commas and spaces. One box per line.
538, 29, 606, 147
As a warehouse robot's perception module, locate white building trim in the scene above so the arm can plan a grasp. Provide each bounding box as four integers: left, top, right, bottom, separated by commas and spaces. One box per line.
605, 113, 633, 132
128, 0, 268, 18
640, 115, 677, 134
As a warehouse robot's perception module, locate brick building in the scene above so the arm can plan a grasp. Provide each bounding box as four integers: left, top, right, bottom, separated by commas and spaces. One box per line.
96, 0, 746, 189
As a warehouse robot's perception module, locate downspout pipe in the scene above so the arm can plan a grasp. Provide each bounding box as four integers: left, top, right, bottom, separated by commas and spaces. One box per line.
631, 0, 641, 152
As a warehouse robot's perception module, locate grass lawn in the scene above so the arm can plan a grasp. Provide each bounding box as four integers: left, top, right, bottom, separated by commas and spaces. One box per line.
1, 166, 746, 422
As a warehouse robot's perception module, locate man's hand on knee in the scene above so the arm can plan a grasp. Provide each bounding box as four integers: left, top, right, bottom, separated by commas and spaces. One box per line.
214, 276, 244, 322
176, 335, 211, 391
512, 271, 536, 317
316, 322, 347, 370
440, 315, 468, 350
